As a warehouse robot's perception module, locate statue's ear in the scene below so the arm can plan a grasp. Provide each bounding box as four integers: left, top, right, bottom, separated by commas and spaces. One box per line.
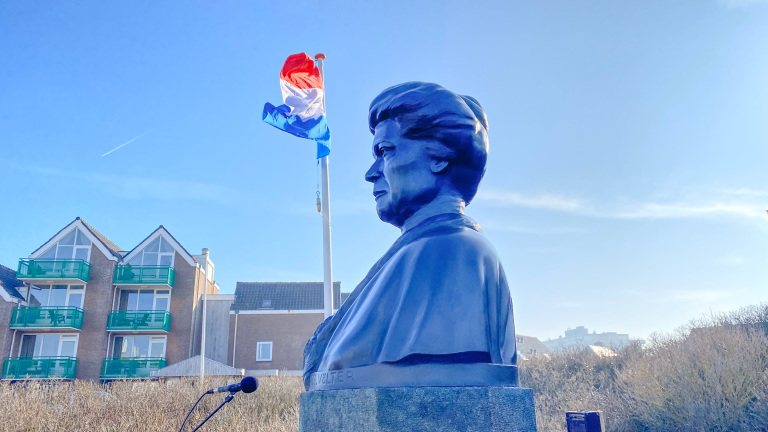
430, 159, 449, 173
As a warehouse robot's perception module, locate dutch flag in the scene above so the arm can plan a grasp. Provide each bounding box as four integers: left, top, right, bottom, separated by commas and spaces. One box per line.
262, 53, 331, 158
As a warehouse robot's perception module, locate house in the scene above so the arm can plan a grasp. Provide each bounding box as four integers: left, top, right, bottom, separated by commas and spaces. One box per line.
514, 334, 552, 360
227, 282, 346, 375
0, 265, 25, 366
1, 217, 217, 381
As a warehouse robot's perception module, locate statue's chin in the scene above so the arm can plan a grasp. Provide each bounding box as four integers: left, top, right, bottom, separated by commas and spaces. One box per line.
376, 205, 412, 229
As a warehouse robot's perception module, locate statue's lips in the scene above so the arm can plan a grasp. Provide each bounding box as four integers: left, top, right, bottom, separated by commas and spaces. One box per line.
373, 190, 387, 200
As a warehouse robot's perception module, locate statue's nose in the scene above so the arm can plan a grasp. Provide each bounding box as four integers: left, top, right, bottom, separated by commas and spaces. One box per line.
365, 159, 381, 182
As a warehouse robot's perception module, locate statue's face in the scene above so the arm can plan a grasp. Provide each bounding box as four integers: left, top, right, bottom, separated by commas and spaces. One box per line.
365, 120, 441, 228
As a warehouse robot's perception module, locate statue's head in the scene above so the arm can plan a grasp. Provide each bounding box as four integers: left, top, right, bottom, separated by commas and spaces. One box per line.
365, 82, 489, 228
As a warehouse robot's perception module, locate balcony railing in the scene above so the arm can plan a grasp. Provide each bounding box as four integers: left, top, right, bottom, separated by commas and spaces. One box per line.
2, 356, 77, 380
113, 265, 175, 287
101, 357, 167, 379
106, 310, 171, 332
10, 307, 84, 330
16, 259, 90, 282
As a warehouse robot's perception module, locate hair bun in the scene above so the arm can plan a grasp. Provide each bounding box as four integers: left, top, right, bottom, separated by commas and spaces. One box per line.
460, 95, 488, 133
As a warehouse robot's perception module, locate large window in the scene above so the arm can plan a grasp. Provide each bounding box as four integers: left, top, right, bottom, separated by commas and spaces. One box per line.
256, 342, 273, 362
118, 289, 170, 311
38, 228, 91, 262
129, 237, 174, 267
27, 284, 85, 308
112, 336, 166, 358
19, 334, 78, 357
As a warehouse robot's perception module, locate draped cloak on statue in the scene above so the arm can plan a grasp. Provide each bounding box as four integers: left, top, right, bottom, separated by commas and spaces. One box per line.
303, 213, 517, 389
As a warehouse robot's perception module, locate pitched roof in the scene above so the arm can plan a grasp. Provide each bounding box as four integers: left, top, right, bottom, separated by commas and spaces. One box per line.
30, 217, 122, 259
151, 355, 244, 377
122, 225, 197, 266
232, 282, 345, 311
515, 334, 552, 356
80, 218, 122, 257
0, 264, 24, 300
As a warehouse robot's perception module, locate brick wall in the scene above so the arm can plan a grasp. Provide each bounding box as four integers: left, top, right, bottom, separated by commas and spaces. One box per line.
77, 247, 116, 380
165, 252, 197, 366
228, 313, 323, 371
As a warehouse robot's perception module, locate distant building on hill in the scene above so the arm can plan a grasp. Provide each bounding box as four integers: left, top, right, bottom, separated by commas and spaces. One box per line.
543, 326, 630, 351
515, 334, 551, 360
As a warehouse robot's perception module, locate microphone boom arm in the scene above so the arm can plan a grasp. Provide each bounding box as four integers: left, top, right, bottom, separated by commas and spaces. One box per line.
190, 393, 235, 432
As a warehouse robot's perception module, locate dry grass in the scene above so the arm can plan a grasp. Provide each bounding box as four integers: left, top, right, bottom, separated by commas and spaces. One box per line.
0, 376, 303, 432
522, 303, 768, 432
2, 304, 767, 432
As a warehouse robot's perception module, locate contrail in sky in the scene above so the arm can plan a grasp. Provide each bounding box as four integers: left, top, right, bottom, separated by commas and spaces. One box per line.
100, 130, 152, 157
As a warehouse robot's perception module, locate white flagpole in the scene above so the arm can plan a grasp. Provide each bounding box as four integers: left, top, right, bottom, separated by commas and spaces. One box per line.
315, 53, 334, 319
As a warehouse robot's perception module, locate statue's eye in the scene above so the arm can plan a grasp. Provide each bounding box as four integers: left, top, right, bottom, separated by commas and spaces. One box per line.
379, 145, 394, 157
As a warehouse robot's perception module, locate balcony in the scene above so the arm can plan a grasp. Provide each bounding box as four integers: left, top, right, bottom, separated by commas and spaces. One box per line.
106, 310, 171, 333
113, 265, 175, 288
101, 357, 167, 379
10, 307, 84, 330
16, 259, 90, 283
1, 356, 77, 380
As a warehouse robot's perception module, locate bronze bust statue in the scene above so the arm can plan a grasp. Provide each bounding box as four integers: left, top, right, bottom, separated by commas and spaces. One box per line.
303, 82, 518, 390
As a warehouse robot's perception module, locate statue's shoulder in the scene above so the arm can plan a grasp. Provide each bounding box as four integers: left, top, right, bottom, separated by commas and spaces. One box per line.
405, 224, 501, 261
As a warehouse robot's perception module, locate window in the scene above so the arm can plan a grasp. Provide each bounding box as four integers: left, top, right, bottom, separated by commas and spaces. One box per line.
129, 236, 174, 267
118, 289, 170, 311
28, 284, 85, 308
19, 334, 79, 357
256, 342, 273, 362
38, 229, 91, 262
112, 335, 166, 358
516, 336, 524, 344
261, 299, 272, 308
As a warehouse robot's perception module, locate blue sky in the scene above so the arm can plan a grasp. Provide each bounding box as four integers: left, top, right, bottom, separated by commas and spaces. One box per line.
1, 1, 766, 341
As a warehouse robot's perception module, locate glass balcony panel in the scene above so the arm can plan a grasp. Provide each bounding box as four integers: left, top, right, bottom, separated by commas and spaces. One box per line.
100, 357, 166, 379
113, 266, 175, 287
1, 357, 78, 380
16, 259, 90, 282
106, 311, 171, 332
10, 307, 84, 330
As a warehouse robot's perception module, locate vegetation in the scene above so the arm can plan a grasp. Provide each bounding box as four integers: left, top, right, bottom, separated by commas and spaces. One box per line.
0, 376, 303, 432
523, 303, 768, 431
0, 304, 766, 431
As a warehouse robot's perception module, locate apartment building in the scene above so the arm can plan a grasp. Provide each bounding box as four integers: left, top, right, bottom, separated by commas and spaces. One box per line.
543, 325, 630, 351
228, 282, 345, 374
1, 217, 217, 381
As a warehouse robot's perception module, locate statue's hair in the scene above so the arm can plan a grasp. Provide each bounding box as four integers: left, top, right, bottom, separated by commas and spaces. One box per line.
368, 82, 489, 204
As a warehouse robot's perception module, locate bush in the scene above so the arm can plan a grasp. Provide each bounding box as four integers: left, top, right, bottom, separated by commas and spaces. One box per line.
521, 303, 768, 432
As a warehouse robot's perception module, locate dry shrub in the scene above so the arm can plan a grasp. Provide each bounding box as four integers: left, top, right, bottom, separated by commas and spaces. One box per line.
0, 375, 303, 432
523, 303, 768, 432
520, 347, 623, 431
612, 324, 768, 431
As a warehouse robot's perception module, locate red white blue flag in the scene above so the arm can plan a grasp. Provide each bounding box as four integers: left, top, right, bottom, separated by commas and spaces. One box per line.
262, 53, 331, 158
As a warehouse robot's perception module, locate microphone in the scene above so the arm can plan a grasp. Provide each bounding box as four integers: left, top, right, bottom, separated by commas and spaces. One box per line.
207, 376, 258, 395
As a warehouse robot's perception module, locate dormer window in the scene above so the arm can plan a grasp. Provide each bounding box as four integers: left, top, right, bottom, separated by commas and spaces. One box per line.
129, 236, 175, 267
261, 299, 272, 309
38, 228, 91, 262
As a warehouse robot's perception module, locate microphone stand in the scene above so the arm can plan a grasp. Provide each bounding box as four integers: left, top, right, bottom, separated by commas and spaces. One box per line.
189, 392, 235, 432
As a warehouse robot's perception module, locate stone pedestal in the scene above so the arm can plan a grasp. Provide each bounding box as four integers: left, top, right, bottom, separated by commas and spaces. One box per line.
299, 386, 537, 432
